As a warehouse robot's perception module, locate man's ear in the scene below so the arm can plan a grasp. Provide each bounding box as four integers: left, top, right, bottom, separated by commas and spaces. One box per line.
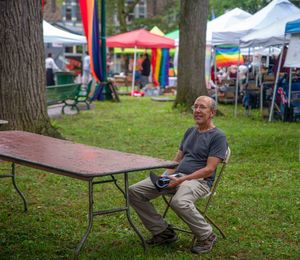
211, 109, 216, 118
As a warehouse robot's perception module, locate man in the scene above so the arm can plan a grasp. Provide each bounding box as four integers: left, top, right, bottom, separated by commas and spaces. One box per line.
82, 51, 91, 86
45, 53, 60, 86
129, 96, 227, 254
140, 53, 151, 89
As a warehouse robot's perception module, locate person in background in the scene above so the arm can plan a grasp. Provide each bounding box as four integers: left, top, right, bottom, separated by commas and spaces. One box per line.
140, 53, 151, 89
45, 53, 60, 86
82, 51, 91, 86
106, 53, 113, 77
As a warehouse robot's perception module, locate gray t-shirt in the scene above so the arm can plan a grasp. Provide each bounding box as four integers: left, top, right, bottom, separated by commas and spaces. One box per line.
176, 127, 227, 187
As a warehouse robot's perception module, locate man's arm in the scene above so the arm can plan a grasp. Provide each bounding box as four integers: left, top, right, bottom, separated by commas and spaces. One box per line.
163, 150, 183, 175
168, 156, 222, 188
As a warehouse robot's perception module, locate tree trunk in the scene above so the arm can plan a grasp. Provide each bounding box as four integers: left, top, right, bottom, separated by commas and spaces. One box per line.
175, 0, 208, 110
0, 0, 62, 137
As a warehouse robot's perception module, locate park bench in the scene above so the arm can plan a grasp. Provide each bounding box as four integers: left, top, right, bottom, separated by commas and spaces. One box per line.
47, 83, 81, 114
75, 80, 93, 110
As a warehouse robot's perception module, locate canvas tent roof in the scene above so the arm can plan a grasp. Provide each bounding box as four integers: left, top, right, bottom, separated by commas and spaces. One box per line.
106, 29, 175, 48
150, 26, 164, 36
165, 8, 251, 45
285, 18, 300, 34
212, 0, 300, 45
240, 13, 300, 47
43, 20, 86, 44
206, 8, 251, 44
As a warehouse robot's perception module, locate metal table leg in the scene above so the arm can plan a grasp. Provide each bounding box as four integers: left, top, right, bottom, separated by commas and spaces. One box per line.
74, 180, 94, 259
124, 172, 147, 251
12, 163, 28, 212
74, 173, 146, 259
0, 163, 28, 212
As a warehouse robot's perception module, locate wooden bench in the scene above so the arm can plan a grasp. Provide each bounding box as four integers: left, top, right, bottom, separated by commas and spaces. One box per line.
46, 83, 81, 114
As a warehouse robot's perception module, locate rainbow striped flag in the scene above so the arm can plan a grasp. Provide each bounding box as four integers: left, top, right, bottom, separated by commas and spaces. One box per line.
79, 0, 103, 82
215, 45, 244, 67
151, 48, 169, 87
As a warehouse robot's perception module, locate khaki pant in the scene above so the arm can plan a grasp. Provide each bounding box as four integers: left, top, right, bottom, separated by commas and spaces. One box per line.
129, 176, 212, 240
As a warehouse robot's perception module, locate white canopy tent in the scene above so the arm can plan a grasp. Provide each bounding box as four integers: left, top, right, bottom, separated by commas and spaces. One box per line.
240, 13, 300, 48
172, 8, 252, 103
206, 8, 251, 44
43, 20, 86, 45
269, 19, 300, 121
212, 0, 300, 46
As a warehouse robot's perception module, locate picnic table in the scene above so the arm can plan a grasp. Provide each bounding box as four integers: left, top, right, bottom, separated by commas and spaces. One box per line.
0, 131, 177, 258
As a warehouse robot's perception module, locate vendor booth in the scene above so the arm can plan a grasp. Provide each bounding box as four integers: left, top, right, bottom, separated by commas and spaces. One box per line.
107, 29, 175, 94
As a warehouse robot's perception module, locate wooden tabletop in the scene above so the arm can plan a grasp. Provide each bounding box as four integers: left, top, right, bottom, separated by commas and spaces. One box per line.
0, 131, 177, 180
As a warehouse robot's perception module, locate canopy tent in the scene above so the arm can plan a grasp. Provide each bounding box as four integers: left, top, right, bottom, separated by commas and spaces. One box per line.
240, 13, 300, 47
150, 26, 165, 36
207, 8, 251, 44
165, 8, 251, 81
165, 30, 178, 40
106, 29, 175, 49
269, 17, 300, 121
165, 8, 251, 45
113, 26, 166, 54
212, 0, 300, 46
43, 20, 86, 44
285, 18, 300, 34
107, 29, 175, 92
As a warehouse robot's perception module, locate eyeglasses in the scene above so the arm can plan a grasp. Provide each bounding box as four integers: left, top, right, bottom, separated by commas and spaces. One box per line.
191, 105, 209, 111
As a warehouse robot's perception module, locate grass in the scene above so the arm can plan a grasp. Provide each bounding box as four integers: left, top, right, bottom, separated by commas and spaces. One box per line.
1, 96, 300, 259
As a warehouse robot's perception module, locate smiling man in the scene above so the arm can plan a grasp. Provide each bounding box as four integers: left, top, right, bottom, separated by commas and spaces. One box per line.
129, 96, 228, 254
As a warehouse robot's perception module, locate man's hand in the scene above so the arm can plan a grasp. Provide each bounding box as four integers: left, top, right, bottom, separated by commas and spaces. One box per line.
167, 175, 184, 188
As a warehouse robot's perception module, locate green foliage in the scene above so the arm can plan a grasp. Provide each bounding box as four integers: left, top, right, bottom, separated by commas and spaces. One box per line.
1, 97, 300, 258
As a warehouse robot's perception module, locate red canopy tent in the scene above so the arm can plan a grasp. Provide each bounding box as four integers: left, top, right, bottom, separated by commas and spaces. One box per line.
106, 29, 175, 48
107, 29, 175, 92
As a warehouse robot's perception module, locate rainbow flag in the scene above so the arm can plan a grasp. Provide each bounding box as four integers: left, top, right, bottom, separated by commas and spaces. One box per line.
215, 45, 244, 68
151, 48, 169, 87
79, 0, 103, 82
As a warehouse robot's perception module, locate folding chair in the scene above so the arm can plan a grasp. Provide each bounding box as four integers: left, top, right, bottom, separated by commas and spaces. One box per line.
162, 147, 231, 241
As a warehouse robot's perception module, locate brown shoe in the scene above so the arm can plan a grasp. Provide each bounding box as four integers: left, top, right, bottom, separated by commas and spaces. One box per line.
191, 233, 217, 254
146, 225, 178, 245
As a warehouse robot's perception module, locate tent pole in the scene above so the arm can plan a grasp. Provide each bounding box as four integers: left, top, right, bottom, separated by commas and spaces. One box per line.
213, 46, 218, 107
234, 46, 240, 117
288, 68, 292, 107
131, 46, 137, 94
259, 63, 263, 113
246, 47, 250, 84
269, 40, 285, 122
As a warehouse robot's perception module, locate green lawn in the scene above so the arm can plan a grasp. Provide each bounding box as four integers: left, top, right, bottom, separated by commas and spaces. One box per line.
1, 96, 299, 259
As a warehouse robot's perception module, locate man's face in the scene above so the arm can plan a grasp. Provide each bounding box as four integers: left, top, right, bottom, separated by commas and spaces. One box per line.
192, 97, 214, 125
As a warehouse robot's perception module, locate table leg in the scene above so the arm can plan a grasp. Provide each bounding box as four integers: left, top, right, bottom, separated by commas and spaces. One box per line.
74, 179, 94, 259
11, 163, 28, 212
124, 172, 147, 251
0, 163, 28, 212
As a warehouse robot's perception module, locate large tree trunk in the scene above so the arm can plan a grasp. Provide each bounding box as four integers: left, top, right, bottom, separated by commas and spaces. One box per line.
0, 0, 61, 137
175, 0, 208, 109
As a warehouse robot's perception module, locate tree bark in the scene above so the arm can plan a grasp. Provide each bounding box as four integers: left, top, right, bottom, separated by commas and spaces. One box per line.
0, 0, 62, 137
175, 0, 208, 110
